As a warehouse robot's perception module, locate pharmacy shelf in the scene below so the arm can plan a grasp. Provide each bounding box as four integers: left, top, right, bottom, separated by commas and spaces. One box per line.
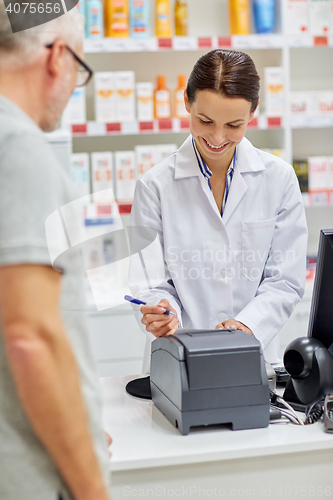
290, 115, 333, 129
288, 34, 333, 48
83, 34, 284, 54
83, 34, 333, 54
67, 116, 284, 138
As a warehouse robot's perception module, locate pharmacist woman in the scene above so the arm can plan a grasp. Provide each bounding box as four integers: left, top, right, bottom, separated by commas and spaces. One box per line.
129, 49, 308, 373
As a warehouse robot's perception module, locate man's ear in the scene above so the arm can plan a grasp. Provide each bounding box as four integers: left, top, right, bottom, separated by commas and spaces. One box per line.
184, 91, 191, 114
46, 39, 67, 81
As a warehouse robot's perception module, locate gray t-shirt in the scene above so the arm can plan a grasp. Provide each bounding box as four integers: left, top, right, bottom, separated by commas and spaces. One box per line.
0, 95, 110, 500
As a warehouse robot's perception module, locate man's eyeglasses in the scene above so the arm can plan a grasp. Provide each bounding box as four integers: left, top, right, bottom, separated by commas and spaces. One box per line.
45, 43, 93, 87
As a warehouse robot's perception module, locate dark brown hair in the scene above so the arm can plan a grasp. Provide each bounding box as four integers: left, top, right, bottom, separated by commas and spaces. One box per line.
186, 49, 260, 113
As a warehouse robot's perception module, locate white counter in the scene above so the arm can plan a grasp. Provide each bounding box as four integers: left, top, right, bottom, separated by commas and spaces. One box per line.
102, 376, 333, 500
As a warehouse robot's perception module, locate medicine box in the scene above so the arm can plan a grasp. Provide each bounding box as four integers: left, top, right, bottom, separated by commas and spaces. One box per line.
136, 82, 154, 122
115, 151, 136, 202
293, 159, 309, 193
285, 0, 309, 34
116, 71, 136, 122
308, 0, 331, 35
155, 144, 178, 163
135, 145, 156, 178
91, 152, 114, 201
70, 153, 90, 197
94, 72, 117, 123
264, 67, 284, 117
308, 156, 328, 192
317, 92, 333, 114
62, 87, 86, 126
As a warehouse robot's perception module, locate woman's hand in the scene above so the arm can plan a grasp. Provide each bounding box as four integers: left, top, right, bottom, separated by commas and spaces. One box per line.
141, 299, 179, 338
215, 318, 253, 335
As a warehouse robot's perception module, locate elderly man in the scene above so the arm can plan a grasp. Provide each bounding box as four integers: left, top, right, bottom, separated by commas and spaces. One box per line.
0, 3, 112, 500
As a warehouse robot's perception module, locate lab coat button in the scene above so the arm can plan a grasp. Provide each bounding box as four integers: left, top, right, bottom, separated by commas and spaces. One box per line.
218, 312, 228, 322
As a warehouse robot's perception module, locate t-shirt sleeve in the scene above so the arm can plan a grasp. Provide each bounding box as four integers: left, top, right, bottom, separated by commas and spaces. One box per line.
0, 131, 73, 270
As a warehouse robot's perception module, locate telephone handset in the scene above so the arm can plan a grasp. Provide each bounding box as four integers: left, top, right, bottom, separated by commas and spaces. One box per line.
323, 395, 333, 433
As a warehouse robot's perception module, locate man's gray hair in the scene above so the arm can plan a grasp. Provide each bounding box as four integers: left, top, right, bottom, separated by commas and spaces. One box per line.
0, 0, 83, 65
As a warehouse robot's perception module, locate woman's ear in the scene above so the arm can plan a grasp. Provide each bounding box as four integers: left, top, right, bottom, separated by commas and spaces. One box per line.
184, 91, 191, 114
249, 99, 260, 121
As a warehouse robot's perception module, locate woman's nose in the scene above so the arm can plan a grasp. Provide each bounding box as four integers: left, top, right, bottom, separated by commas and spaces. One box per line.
209, 130, 226, 146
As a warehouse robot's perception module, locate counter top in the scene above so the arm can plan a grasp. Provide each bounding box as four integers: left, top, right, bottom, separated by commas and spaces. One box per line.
101, 375, 333, 473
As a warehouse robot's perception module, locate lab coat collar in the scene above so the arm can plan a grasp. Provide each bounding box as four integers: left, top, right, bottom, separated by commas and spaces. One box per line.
174, 135, 266, 179
174, 135, 201, 179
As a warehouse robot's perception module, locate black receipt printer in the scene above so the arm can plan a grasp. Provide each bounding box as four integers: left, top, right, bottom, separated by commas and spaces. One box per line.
150, 329, 270, 435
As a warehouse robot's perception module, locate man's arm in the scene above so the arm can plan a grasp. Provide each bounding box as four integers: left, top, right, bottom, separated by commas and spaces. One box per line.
0, 264, 111, 500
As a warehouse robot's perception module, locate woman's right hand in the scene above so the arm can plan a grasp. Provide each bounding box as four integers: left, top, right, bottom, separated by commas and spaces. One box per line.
141, 299, 179, 338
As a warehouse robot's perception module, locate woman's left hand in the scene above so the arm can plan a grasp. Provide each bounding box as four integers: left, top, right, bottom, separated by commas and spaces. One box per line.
215, 318, 252, 335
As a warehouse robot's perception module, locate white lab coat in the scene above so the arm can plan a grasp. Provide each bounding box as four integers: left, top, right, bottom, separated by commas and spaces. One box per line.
129, 135, 308, 372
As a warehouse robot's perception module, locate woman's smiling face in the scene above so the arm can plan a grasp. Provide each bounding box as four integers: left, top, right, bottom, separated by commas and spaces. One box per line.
185, 90, 256, 167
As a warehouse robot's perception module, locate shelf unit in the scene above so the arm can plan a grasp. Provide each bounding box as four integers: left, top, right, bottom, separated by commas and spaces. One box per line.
63, 0, 333, 376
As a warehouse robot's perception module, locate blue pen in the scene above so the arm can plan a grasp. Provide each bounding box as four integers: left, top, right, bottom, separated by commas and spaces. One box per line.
124, 295, 177, 318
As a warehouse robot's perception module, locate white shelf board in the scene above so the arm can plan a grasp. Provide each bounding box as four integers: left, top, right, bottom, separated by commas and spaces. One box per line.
65, 116, 285, 138
84, 35, 284, 54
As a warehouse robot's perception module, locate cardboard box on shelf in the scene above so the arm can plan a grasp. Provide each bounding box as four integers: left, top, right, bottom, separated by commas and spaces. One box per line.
91, 152, 114, 201
155, 143, 178, 163
135, 145, 156, 178
264, 67, 284, 117
290, 92, 318, 115
317, 92, 333, 114
308, 156, 328, 192
116, 71, 136, 122
136, 82, 154, 122
293, 159, 309, 193
115, 151, 136, 203
62, 87, 86, 126
308, 0, 331, 35
328, 156, 333, 191
285, 0, 309, 34
70, 153, 90, 197
94, 72, 117, 123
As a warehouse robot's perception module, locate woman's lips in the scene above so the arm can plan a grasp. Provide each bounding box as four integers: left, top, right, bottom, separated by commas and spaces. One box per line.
202, 137, 230, 152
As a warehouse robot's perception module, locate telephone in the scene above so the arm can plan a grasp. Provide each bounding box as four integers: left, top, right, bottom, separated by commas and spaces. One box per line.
324, 395, 333, 433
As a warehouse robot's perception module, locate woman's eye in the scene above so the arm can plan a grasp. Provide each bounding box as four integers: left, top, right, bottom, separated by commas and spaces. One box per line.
199, 119, 212, 125
228, 124, 241, 129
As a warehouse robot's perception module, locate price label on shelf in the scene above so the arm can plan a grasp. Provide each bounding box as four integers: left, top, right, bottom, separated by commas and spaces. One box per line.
267, 117, 282, 128
247, 117, 258, 129
288, 35, 312, 48
122, 121, 139, 135
106, 123, 121, 134
158, 119, 173, 131
108, 39, 132, 52
71, 124, 87, 135
133, 38, 158, 51
87, 122, 106, 136
313, 36, 328, 47
198, 37, 212, 49
217, 37, 232, 48
84, 39, 109, 53
180, 118, 190, 130
158, 38, 173, 50
139, 121, 154, 132
173, 37, 198, 51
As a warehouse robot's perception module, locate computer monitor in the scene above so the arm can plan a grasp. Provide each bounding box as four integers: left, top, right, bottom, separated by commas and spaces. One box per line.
307, 229, 333, 356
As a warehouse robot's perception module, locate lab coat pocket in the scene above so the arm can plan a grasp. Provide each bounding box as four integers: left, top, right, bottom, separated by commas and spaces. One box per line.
241, 217, 277, 282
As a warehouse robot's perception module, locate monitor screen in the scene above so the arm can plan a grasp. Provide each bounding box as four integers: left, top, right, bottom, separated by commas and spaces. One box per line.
308, 229, 333, 356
